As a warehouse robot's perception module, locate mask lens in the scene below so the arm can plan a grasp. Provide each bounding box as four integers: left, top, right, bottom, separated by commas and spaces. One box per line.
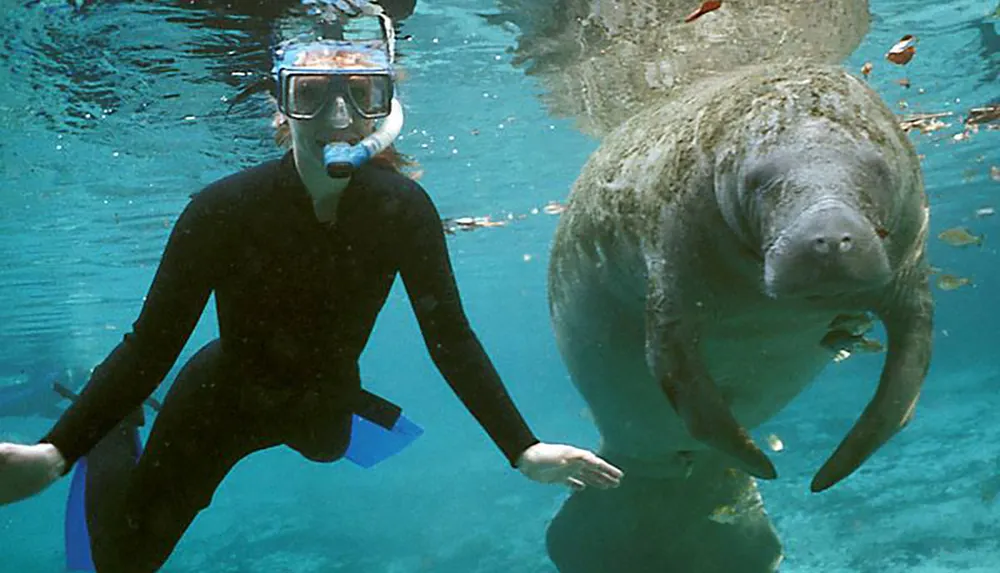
347, 75, 392, 117
286, 74, 333, 118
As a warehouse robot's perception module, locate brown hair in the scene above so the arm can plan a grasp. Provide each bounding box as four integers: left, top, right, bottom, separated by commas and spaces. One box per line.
271, 48, 417, 175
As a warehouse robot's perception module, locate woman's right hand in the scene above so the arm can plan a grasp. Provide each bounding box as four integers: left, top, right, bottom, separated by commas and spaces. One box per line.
0, 442, 65, 505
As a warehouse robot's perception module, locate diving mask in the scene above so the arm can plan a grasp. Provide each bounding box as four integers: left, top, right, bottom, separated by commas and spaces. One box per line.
275, 42, 394, 121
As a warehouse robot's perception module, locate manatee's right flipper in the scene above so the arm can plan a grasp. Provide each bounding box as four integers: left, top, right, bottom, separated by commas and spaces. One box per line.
810, 272, 933, 492
644, 253, 777, 480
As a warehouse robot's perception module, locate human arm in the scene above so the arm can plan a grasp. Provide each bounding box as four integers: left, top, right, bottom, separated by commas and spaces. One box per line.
398, 186, 622, 489
37, 198, 222, 472
33, 197, 217, 467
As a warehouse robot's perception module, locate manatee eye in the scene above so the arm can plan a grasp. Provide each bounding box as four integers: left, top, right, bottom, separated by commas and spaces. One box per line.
743, 161, 782, 195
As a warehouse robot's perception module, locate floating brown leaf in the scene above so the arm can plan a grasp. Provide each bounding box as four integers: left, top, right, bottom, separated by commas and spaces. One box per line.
966, 105, 1000, 126
886, 35, 917, 65
684, 1, 722, 23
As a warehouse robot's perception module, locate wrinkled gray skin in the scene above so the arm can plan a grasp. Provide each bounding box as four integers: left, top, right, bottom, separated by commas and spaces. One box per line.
545, 61, 932, 572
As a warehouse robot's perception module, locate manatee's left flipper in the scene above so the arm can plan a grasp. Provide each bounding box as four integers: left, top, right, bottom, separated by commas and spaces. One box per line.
811, 274, 933, 492
644, 254, 777, 481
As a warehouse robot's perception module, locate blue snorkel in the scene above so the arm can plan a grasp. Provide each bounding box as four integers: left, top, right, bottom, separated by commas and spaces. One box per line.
323, 95, 404, 177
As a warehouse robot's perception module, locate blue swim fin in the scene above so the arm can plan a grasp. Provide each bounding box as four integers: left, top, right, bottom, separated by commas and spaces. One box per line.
64, 456, 92, 571
345, 390, 423, 468
64, 428, 143, 572
345, 412, 423, 468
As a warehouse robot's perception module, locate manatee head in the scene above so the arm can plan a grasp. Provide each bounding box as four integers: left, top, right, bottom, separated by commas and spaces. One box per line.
724, 142, 900, 301
713, 127, 931, 493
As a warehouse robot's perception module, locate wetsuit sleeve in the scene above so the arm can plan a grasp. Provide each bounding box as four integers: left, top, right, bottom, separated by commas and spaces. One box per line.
40, 196, 222, 472
398, 186, 540, 468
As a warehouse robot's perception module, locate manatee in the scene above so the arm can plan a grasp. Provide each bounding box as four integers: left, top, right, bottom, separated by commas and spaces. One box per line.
544, 61, 932, 571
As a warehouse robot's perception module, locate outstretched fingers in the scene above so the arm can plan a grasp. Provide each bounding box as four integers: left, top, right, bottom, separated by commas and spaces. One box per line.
566, 450, 624, 489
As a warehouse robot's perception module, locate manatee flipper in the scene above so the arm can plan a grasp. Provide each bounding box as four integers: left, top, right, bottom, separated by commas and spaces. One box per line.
644, 253, 777, 480
811, 276, 933, 492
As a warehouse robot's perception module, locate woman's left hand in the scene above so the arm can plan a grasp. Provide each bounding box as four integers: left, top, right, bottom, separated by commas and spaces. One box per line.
516, 443, 623, 490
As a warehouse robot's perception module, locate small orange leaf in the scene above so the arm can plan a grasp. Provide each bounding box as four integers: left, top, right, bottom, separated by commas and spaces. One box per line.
886, 35, 917, 65
684, 1, 722, 23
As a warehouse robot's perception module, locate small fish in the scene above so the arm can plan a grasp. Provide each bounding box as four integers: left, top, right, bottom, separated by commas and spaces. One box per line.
828, 313, 875, 335
821, 329, 862, 354
936, 274, 973, 291
937, 227, 983, 247
975, 207, 995, 218
854, 337, 885, 354
981, 477, 1000, 504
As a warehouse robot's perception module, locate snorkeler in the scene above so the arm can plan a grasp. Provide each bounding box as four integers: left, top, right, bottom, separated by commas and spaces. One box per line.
0, 7, 623, 572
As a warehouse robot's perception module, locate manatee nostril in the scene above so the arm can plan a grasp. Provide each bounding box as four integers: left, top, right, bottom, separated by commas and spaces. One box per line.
839, 235, 853, 252
813, 236, 830, 253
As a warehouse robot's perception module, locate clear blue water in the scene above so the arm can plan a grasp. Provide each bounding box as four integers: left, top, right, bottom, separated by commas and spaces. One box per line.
0, 0, 998, 571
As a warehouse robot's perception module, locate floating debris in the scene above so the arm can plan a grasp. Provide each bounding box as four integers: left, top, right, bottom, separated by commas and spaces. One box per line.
937, 227, 983, 247
543, 201, 567, 215
966, 105, 1000, 126
886, 35, 917, 65
975, 207, 995, 218
897, 78, 911, 88
766, 434, 784, 452
991, 166, 1000, 182
898, 112, 953, 134
684, 1, 722, 23
861, 62, 873, 77
442, 216, 507, 234
935, 274, 973, 291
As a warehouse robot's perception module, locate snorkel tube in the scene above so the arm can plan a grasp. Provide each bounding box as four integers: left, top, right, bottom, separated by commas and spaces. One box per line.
324, 96, 404, 178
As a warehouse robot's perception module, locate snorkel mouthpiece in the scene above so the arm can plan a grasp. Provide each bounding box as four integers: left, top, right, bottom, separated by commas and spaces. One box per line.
324, 96, 404, 178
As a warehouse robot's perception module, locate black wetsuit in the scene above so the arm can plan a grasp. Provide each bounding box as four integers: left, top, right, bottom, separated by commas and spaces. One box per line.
40, 152, 538, 572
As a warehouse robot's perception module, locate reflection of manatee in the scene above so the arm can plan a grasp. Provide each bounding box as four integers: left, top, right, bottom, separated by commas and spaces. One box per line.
544, 60, 932, 572
492, 0, 871, 136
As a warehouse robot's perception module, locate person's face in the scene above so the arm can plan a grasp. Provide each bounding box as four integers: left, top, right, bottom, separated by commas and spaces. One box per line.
288, 88, 376, 163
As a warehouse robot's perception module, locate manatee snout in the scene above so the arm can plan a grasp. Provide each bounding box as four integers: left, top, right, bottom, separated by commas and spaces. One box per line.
764, 201, 891, 299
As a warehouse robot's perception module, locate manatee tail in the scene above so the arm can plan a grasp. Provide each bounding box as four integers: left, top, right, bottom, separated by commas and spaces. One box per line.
810, 278, 933, 492
547, 452, 783, 573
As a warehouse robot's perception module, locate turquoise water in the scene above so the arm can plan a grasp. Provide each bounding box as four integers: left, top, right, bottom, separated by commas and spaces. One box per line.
0, 0, 998, 571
